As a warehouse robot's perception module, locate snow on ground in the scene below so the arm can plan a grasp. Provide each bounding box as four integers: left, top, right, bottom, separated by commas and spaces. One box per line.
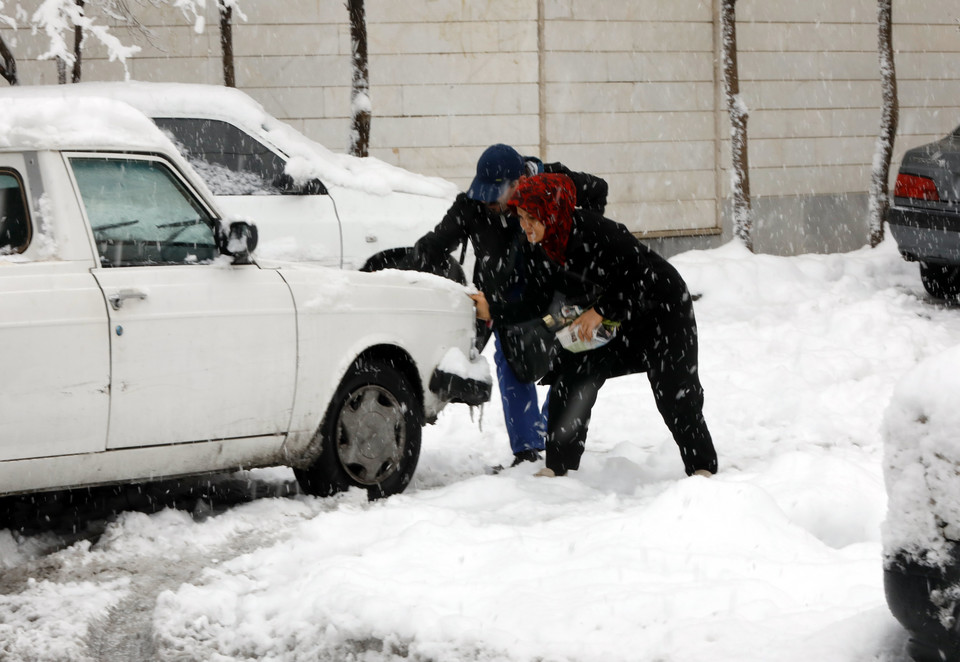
1, 236, 954, 661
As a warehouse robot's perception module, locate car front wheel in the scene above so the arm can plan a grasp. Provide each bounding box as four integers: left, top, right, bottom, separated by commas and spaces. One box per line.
295, 359, 422, 500
920, 263, 960, 300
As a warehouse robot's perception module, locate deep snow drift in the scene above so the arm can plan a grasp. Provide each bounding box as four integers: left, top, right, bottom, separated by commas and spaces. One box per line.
2, 237, 955, 662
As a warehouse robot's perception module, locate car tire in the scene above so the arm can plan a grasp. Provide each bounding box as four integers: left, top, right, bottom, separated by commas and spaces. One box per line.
439, 254, 467, 285
294, 358, 422, 500
363, 247, 467, 285
920, 263, 960, 299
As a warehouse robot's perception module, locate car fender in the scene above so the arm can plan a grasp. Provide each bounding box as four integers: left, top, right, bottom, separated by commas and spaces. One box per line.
273, 265, 480, 464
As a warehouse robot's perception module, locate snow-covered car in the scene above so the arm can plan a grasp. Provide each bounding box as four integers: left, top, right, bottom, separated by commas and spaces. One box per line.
0, 95, 489, 500
889, 124, 960, 299
883, 346, 960, 661
0, 81, 465, 277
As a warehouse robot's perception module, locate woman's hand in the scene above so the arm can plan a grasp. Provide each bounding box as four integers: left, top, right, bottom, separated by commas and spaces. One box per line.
570, 307, 603, 341
469, 292, 491, 321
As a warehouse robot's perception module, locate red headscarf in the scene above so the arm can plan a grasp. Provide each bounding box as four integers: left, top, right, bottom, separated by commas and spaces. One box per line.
509, 173, 576, 264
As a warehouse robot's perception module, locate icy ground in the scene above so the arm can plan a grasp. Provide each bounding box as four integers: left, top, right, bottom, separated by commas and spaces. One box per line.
1, 237, 954, 662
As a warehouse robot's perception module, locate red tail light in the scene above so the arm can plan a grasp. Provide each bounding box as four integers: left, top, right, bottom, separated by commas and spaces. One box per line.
895, 173, 940, 201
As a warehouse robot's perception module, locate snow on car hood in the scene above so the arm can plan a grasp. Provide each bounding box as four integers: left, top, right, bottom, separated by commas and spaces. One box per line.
264, 259, 470, 295
0, 82, 459, 200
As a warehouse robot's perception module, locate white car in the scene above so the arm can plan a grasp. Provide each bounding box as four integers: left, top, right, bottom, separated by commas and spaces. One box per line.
0, 81, 465, 277
0, 95, 489, 500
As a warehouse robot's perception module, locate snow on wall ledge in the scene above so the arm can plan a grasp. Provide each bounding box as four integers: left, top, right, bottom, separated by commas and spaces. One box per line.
883, 344, 960, 568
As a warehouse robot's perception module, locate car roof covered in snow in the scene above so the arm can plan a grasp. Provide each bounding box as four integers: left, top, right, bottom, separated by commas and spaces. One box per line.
0, 81, 459, 200
0, 95, 175, 153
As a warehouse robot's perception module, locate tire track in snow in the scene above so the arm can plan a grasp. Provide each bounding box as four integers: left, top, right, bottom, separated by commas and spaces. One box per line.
84, 528, 296, 662
0, 474, 315, 661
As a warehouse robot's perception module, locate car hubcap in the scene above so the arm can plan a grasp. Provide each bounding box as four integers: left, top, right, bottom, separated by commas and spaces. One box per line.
336, 385, 405, 486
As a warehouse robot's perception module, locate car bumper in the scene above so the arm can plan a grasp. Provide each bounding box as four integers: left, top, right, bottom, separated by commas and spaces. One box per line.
429, 366, 491, 407
885, 553, 960, 661
889, 205, 960, 264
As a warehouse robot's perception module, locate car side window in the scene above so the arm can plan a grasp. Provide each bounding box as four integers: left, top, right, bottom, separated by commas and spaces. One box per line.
153, 117, 287, 195
0, 170, 31, 254
70, 157, 218, 268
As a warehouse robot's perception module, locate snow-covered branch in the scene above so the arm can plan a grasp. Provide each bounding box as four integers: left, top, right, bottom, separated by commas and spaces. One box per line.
170, 0, 245, 34
30, 0, 141, 78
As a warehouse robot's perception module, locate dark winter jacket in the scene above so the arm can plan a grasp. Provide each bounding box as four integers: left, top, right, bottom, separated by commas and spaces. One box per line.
546, 209, 695, 376
409, 193, 555, 326
410, 165, 607, 326
541, 162, 608, 212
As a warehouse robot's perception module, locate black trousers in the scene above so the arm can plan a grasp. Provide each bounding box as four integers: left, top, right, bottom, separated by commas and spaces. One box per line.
545, 301, 718, 476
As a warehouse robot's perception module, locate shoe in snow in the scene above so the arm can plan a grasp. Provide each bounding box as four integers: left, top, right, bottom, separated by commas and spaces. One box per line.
510, 450, 541, 467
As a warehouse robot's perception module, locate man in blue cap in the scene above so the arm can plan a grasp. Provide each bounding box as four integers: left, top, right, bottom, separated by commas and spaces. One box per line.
410, 144, 607, 469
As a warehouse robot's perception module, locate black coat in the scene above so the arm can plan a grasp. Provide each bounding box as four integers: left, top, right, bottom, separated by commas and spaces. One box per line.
410, 193, 555, 326
546, 210, 695, 377
542, 162, 607, 212
410, 164, 607, 326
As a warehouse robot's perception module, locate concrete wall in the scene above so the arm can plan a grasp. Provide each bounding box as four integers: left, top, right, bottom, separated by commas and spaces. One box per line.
735, 0, 960, 254
5, 0, 959, 256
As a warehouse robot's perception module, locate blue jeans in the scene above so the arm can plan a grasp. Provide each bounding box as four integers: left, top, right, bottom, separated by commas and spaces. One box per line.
494, 330, 547, 454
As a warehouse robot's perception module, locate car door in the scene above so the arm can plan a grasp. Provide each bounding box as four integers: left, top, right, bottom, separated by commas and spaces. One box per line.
0, 152, 111, 460
68, 153, 297, 449
152, 117, 343, 266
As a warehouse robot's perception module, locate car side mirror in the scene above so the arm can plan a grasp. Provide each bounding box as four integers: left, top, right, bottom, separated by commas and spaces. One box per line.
272, 173, 328, 196
217, 220, 259, 264
299, 178, 328, 195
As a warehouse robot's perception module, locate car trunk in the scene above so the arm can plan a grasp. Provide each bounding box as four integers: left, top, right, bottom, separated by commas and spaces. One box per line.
897, 133, 960, 206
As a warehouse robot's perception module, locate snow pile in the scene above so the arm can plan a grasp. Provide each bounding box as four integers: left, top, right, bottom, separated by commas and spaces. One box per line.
0, 575, 127, 662
883, 345, 960, 567
138, 239, 937, 662
5, 236, 959, 661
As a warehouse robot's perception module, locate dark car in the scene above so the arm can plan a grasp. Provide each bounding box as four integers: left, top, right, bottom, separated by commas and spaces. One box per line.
889, 125, 960, 299
883, 346, 960, 661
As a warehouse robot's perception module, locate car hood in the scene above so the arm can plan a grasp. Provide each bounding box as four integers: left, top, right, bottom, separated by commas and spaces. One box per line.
261, 258, 471, 295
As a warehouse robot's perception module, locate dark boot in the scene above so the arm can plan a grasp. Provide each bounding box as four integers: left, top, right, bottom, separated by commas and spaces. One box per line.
510, 449, 541, 467
487, 449, 541, 475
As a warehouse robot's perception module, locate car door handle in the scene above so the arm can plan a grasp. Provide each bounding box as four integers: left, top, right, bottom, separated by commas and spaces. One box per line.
108, 289, 148, 310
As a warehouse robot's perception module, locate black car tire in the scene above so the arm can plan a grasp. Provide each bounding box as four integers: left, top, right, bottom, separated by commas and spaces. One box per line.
440, 254, 467, 285
886, 554, 960, 662
363, 247, 467, 285
920, 263, 960, 300
295, 359, 422, 500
